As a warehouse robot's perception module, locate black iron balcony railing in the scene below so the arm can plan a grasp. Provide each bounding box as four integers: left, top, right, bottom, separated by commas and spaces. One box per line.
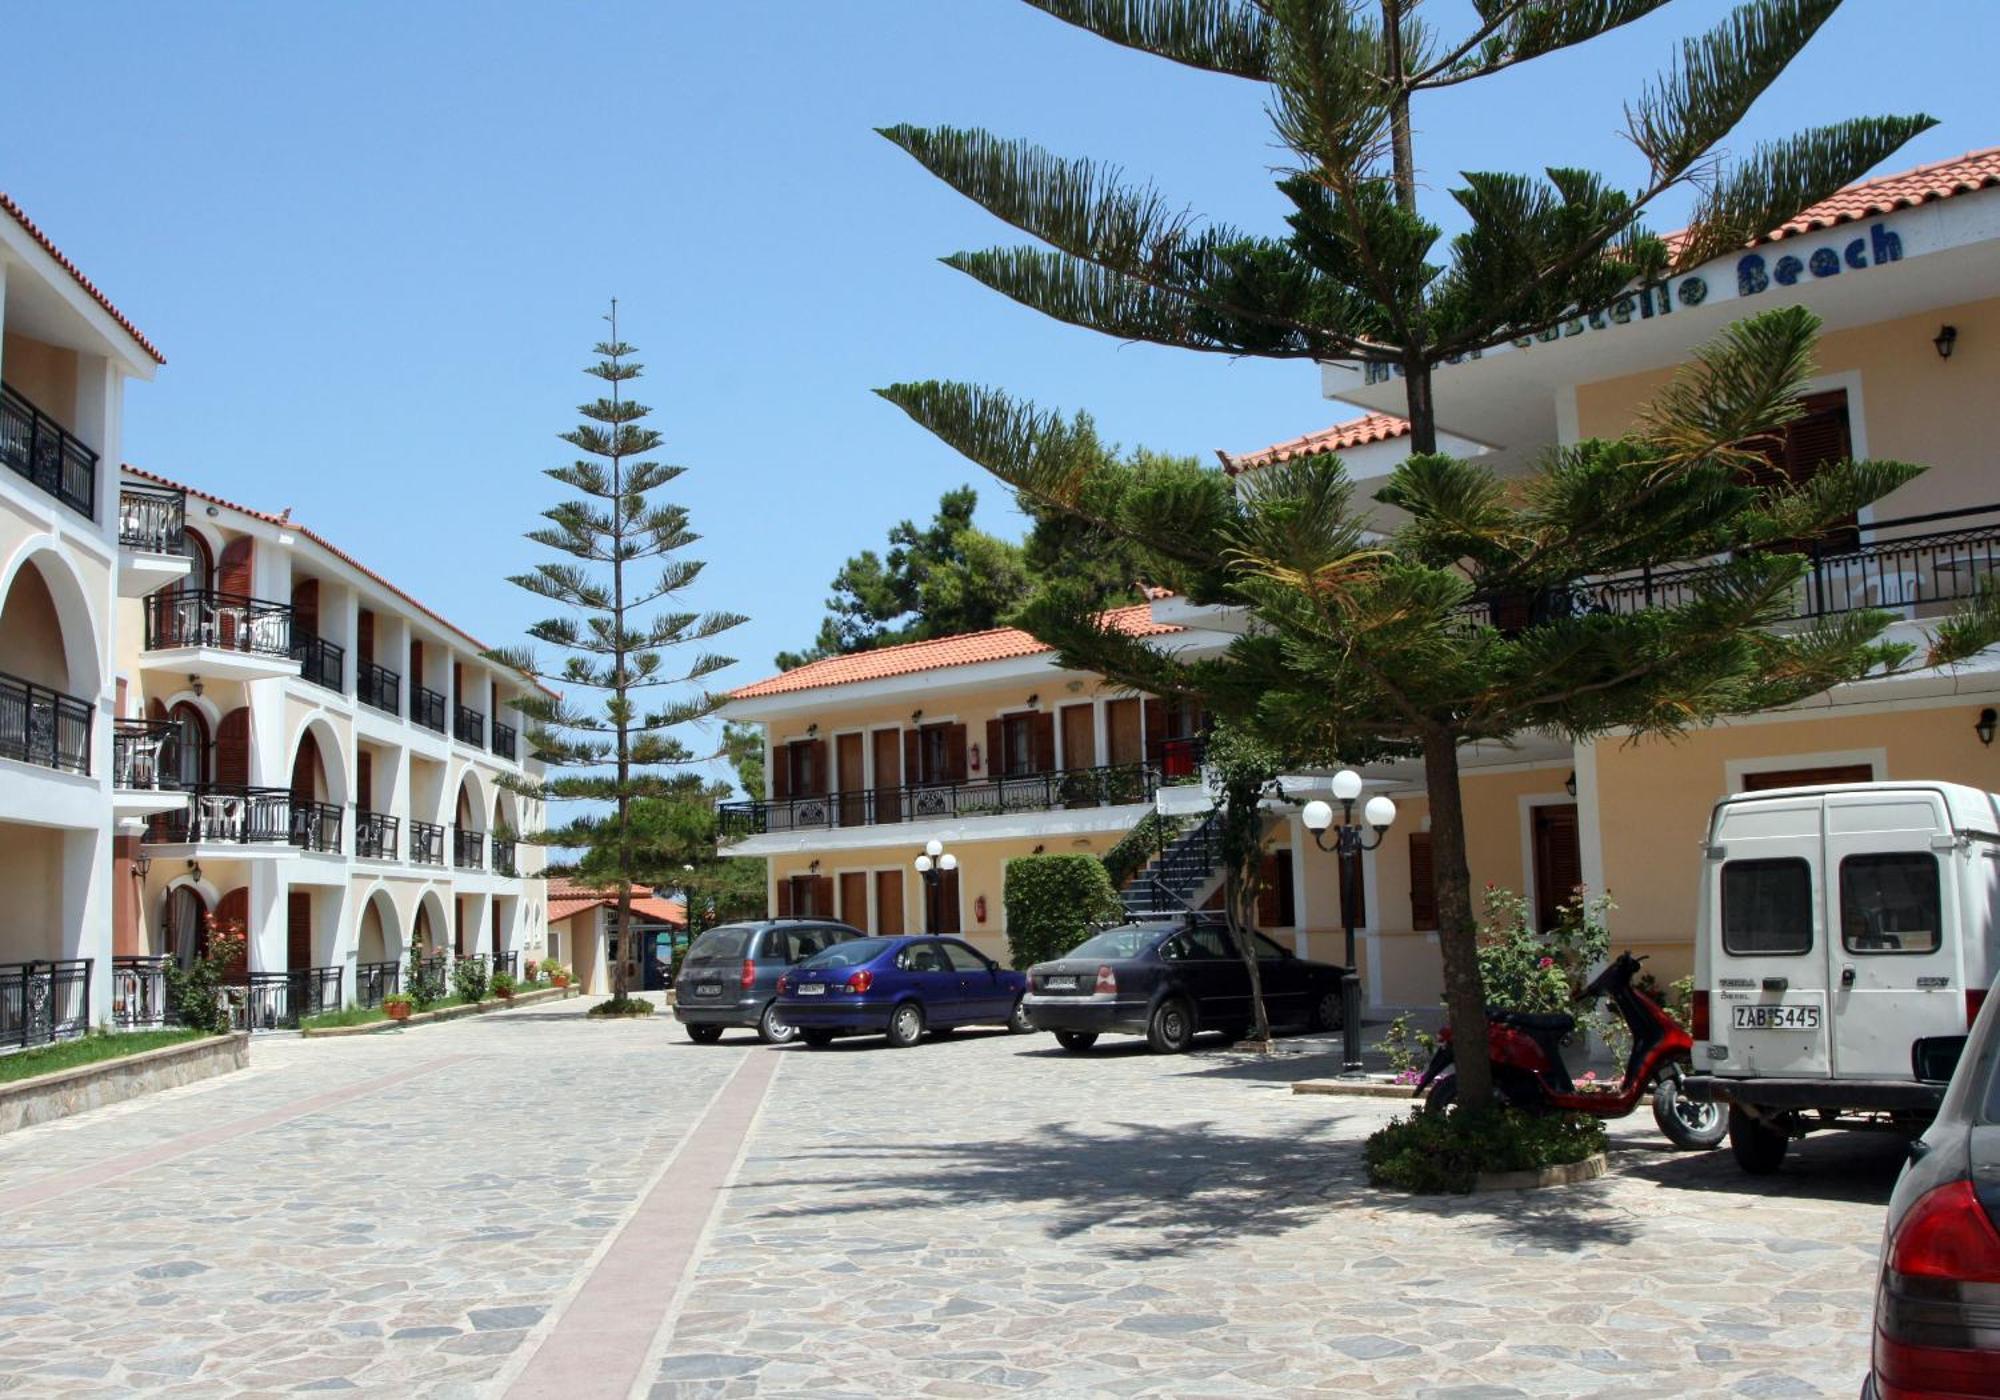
112, 955, 172, 1029
355, 810, 399, 860
454, 704, 485, 748
229, 967, 342, 1031
112, 717, 183, 790
1, 959, 93, 1052
1, 382, 96, 520
493, 950, 519, 978
409, 819, 446, 866
418, 953, 447, 992
291, 800, 342, 853
359, 662, 400, 715
145, 589, 294, 658
492, 721, 517, 761
492, 837, 518, 876
1462, 503, 2000, 633
291, 632, 345, 693
356, 960, 399, 1008
412, 684, 446, 733
118, 484, 186, 554
719, 762, 1161, 837
453, 827, 484, 870
0, 670, 91, 775
145, 785, 295, 845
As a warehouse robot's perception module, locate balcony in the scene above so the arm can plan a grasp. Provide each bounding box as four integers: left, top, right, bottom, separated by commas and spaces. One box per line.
492, 721, 517, 761
117, 484, 192, 595
719, 762, 1161, 837
492, 837, 518, 876
453, 827, 484, 870
359, 662, 400, 715
112, 718, 193, 821
357, 960, 400, 1007
228, 968, 343, 1031
356, 810, 399, 860
412, 684, 446, 734
291, 800, 342, 854
1, 382, 96, 520
0, 671, 91, 776
291, 632, 345, 694
112, 955, 171, 1029
145, 785, 297, 848
454, 703, 485, 748
1, 959, 92, 1052
143, 590, 298, 681
409, 819, 446, 866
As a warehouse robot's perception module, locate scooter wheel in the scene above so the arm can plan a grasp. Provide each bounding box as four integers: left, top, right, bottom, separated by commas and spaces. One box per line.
1422, 1074, 1457, 1115
1652, 1077, 1726, 1150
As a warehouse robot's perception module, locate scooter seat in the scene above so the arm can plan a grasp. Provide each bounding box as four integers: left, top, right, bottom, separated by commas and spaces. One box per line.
1488, 1008, 1575, 1037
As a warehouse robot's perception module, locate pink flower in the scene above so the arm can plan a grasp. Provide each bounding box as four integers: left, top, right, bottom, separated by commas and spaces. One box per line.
1581, 1070, 1597, 1082
1538, 956, 1554, 968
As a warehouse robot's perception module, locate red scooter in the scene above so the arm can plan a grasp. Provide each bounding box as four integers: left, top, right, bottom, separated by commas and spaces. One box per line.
1414, 950, 1725, 1150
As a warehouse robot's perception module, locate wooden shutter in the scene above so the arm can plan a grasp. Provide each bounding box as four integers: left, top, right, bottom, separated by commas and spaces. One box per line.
410, 638, 424, 682
771, 742, 791, 800
814, 876, 836, 920
491, 901, 502, 956
935, 868, 962, 934
875, 870, 905, 936
1409, 833, 1437, 930
1143, 698, 1167, 766
774, 879, 792, 917
357, 752, 373, 812
840, 872, 868, 928
1255, 853, 1281, 928
216, 536, 253, 597
213, 888, 250, 979
985, 719, 1004, 778
1032, 712, 1057, 774
804, 738, 828, 796
292, 579, 320, 638
904, 729, 922, 784
215, 708, 251, 785
148, 697, 168, 723
287, 890, 312, 971
944, 724, 969, 783
1531, 804, 1584, 933
357, 610, 375, 665
1060, 703, 1095, 769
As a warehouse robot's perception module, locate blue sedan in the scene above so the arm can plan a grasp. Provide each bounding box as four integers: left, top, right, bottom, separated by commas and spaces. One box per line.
777, 935, 1033, 1047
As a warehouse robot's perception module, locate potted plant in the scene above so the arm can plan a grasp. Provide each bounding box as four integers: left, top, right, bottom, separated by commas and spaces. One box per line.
524, 958, 539, 984
491, 971, 518, 1002
383, 992, 415, 1022
546, 961, 571, 989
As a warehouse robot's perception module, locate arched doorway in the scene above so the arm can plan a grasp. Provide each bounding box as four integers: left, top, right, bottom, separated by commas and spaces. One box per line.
357, 890, 400, 1006
166, 701, 210, 789
166, 884, 210, 967
0, 558, 75, 694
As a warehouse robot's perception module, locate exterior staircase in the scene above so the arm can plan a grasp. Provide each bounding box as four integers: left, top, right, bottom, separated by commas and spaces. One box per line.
1119, 809, 1228, 919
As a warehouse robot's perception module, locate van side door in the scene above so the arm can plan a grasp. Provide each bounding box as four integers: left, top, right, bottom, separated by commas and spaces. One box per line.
1708, 793, 1831, 1077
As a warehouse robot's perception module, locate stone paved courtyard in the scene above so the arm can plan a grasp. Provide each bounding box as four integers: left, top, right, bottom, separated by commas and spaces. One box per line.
0, 997, 1904, 1397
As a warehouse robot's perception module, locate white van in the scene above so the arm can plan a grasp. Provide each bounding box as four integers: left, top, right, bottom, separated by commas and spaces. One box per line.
1681, 781, 1997, 1173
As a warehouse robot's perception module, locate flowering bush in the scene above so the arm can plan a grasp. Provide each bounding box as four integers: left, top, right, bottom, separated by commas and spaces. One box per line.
1475, 884, 1612, 1017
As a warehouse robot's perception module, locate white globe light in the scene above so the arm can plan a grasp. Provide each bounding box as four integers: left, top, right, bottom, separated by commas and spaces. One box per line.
1364, 795, 1398, 830
925, 838, 944, 858
939, 852, 958, 872
1331, 769, 1364, 802
914, 854, 933, 874
1301, 799, 1334, 832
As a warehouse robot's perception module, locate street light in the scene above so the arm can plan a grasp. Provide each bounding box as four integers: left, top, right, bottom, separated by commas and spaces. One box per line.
1301, 769, 1398, 1073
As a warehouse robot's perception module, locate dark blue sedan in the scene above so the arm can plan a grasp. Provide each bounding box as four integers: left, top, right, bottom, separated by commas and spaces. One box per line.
776, 935, 1033, 1047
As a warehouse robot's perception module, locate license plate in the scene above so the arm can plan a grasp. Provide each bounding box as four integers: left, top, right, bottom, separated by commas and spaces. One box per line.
694, 983, 721, 998
796, 984, 826, 996
1043, 976, 1077, 990
1733, 1004, 1821, 1030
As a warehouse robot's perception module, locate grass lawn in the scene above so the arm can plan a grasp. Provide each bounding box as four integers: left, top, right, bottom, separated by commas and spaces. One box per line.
0, 1029, 206, 1085
299, 1005, 389, 1030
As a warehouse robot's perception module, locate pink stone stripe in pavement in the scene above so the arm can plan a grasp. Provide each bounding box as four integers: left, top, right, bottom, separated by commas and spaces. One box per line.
0, 1054, 473, 1215
504, 1048, 781, 1400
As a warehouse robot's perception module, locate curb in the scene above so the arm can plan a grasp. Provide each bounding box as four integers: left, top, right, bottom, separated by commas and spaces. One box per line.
302, 985, 577, 1038
1474, 1152, 1609, 1192
0, 1033, 248, 1136
1291, 1078, 1419, 1100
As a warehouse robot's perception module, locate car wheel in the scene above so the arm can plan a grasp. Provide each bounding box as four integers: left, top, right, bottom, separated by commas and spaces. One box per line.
1728, 1105, 1789, 1174
685, 1024, 723, 1045
802, 1029, 836, 1048
886, 1001, 925, 1048
1146, 997, 1194, 1054
1309, 988, 1343, 1033
1006, 998, 1034, 1034
757, 1002, 797, 1046
1054, 1030, 1098, 1052
1652, 1076, 1726, 1150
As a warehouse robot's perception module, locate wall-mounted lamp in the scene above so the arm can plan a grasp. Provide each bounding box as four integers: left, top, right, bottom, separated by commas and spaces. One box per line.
1025, 693, 1040, 708
910, 709, 924, 726
1978, 707, 1996, 747
1934, 325, 1959, 361
1565, 770, 1578, 798
187, 673, 203, 698
805, 723, 819, 739
130, 851, 152, 880
205, 504, 219, 518
808, 859, 821, 875
186, 859, 202, 884
1032, 844, 1045, 855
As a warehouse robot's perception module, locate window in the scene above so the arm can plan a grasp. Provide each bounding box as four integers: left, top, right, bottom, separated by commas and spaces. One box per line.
1840, 853, 1941, 955
1252, 932, 1291, 961
941, 941, 990, 973
899, 942, 948, 973
1175, 926, 1234, 960
1002, 714, 1035, 777
1721, 858, 1814, 956
920, 726, 953, 785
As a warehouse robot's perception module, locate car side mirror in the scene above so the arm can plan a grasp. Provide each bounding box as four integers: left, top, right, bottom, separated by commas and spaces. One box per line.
1913, 1035, 1967, 1085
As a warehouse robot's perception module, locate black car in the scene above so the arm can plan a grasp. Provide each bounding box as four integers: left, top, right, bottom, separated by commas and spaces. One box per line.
1864, 973, 2000, 1398
1022, 919, 1347, 1053
674, 919, 866, 1045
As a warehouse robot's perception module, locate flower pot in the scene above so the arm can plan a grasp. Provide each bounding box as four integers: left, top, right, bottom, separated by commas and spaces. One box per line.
384, 1002, 412, 1022
552, 976, 570, 989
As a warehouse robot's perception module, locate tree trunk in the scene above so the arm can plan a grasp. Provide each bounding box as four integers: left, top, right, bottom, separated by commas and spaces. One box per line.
1382, 0, 1417, 217
1422, 725, 1493, 1109
1403, 359, 1438, 454
1225, 858, 1272, 1043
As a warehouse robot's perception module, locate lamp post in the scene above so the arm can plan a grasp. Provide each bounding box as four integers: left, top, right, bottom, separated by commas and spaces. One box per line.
913, 838, 957, 933
1301, 770, 1398, 1073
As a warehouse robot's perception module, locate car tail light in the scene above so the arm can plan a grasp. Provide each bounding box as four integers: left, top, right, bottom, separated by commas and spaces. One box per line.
1095, 965, 1116, 995
1873, 1179, 2000, 1398
1970, 986, 1988, 1029
1691, 988, 1710, 1042
776, 976, 790, 996
845, 971, 874, 994
740, 959, 756, 990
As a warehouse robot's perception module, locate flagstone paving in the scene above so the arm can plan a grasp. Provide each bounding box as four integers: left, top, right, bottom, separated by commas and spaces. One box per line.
0, 1000, 1903, 1397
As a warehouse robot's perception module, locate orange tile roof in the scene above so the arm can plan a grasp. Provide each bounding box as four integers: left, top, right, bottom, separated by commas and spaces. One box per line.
545, 877, 686, 926
729, 603, 1184, 700
1760, 145, 2000, 244
1, 192, 165, 365
1219, 412, 1411, 475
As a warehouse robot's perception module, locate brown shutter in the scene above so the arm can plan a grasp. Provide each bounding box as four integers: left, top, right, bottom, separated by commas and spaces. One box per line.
292, 579, 320, 637
805, 738, 828, 796
875, 870, 905, 935
357, 752, 373, 812
1409, 833, 1437, 930
1255, 853, 1280, 928
775, 879, 792, 917
148, 697, 168, 723
814, 876, 835, 920
771, 742, 791, 800
840, 872, 869, 928
491, 901, 502, 956
1531, 804, 1584, 933
287, 890, 312, 971
410, 638, 424, 681
1143, 698, 1167, 767
904, 730, 922, 784
944, 724, 968, 783
215, 708, 251, 785
1032, 712, 1057, 774
937, 868, 961, 934
985, 719, 1003, 778
216, 536, 253, 597
357, 609, 375, 665
213, 888, 250, 979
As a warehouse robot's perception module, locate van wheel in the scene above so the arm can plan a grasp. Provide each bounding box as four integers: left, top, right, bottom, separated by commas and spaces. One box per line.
1146, 998, 1194, 1054
1728, 1105, 1789, 1174
1054, 1031, 1098, 1052
757, 1003, 796, 1046
886, 1001, 925, 1048
802, 1030, 836, 1048
685, 1024, 723, 1045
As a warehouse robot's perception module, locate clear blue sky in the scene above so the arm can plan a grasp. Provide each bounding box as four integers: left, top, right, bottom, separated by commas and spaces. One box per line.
9, 1, 1997, 719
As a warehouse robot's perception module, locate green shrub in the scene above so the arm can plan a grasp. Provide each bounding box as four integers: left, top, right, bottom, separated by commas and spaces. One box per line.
406, 943, 447, 1009
1004, 855, 1124, 970
163, 931, 243, 1035
490, 971, 518, 1000
452, 956, 490, 1005
1365, 1108, 1607, 1194
1100, 811, 1186, 889
587, 996, 654, 1017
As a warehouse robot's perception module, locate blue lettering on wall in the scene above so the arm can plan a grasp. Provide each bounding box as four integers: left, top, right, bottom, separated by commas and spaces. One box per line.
1739, 221, 1903, 299
1739, 254, 1769, 296
1678, 276, 1708, 307
1845, 238, 1868, 269
1873, 222, 1902, 264
1809, 247, 1841, 279
1774, 254, 1803, 286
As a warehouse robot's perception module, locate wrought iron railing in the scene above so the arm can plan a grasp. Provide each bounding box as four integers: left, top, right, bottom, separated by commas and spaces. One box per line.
419, 954, 447, 990
291, 632, 345, 693
492, 838, 517, 876
1, 382, 96, 519
291, 800, 342, 853
112, 955, 172, 1028
229, 967, 342, 1031
0, 670, 91, 775
409, 819, 446, 866
492, 721, 517, 761
359, 661, 400, 715
0, 959, 92, 1052
453, 827, 484, 870
356, 810, 399, 860
412, 684, 446, 733
493, 951, 519, 978
144, 589, 294, 658
356, 960, 399, 1008
113, 717, 182, 790
454, 704, 485, 748
145, 785, 295, 845
118, 484, 186, 554
719, 762, 1161, 836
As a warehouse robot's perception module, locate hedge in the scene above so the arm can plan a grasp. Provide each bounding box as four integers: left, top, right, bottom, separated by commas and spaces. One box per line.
1003, 855, 1124, 970
1100, 810, 1186, 890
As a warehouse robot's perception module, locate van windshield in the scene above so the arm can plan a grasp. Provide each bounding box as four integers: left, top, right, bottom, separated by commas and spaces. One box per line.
1721, 859, 1813, 956
684, 926, 752, 963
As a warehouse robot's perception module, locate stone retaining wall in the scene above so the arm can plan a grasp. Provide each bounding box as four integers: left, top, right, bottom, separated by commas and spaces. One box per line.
0, 1034, 249, 1137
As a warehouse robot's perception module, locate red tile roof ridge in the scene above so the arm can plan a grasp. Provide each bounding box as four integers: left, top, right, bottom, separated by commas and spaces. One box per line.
1, 192, 165, 365
1220, 412, 1412, 475
1763, 144, 2000, 241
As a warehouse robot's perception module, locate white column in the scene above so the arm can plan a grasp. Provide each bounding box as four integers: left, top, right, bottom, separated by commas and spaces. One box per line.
1288, 815, 1310, 958
63, 826, 114, 1023
1574, 739, 1607, 929
247, 865, 287, 975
